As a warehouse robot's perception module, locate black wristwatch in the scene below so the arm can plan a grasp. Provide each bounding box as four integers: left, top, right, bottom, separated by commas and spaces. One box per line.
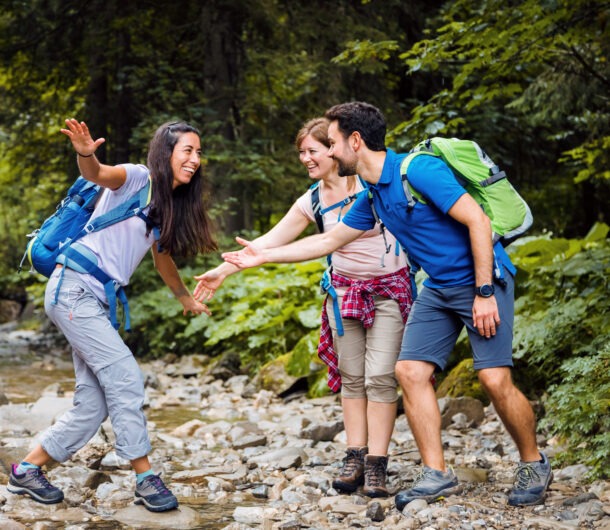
475, 284, 495, 298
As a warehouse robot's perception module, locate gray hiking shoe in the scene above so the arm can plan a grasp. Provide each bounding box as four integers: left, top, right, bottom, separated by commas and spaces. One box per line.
395, 466, 462, 510
135, 474, 178, 512
7, 464, 64, 504
508, 452, 553, 506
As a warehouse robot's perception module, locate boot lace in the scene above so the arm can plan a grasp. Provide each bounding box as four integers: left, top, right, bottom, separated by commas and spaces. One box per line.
513, 463, 541, 490
340, 449, 362, 477
31, 468, 54, 489
366, 459, 387, 487
145, 475, 170, 494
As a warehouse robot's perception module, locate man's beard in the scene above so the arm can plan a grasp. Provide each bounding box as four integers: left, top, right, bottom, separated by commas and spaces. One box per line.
336, 158, 358, 177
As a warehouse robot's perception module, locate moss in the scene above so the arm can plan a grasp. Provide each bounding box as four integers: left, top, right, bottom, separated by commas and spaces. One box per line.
436, 358, 488, 404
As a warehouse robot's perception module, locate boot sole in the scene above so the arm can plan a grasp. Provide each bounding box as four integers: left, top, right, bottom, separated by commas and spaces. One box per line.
135, 496, 179, 512
363, 488, 389, 498
332, 479, 364, 493
396, 483, 463, 510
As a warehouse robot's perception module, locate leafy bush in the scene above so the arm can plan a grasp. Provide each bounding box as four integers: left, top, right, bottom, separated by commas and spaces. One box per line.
127, 259, 326, 372
542, 341, 610, 479
508, 223, 609, 479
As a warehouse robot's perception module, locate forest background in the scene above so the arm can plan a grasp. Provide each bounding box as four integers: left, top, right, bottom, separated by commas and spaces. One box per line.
0, 0, 608, 479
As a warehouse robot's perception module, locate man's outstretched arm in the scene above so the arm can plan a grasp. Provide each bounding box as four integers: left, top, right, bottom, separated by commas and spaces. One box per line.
222, 222, 365, 269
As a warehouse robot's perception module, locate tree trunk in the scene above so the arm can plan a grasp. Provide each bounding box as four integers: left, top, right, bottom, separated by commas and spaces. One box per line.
200, 3, 247, 234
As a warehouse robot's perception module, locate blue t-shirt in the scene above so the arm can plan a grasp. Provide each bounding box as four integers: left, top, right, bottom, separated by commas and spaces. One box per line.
343, 149, 515, 288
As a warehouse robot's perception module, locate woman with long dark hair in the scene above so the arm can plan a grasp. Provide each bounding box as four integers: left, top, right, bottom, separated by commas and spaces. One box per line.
8, 119, 216, 512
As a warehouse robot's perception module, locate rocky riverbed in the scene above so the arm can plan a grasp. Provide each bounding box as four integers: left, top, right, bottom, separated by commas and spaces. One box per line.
0, 326, 609, 530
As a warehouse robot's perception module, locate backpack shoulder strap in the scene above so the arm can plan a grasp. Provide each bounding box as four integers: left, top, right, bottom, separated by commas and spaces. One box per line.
310, 179, 364, 233
78, 176, 153, 237
310, 181, 325, 233
400, 151, 436, 210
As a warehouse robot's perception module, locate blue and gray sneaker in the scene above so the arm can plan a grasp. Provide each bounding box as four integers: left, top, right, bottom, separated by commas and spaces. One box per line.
395, 466, 462, 511
508, 452, 553, 506
7, 464, 64, 504
135, 473, 179, 512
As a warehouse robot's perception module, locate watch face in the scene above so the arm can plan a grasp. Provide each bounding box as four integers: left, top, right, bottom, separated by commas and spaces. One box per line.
478, 284, 494, 297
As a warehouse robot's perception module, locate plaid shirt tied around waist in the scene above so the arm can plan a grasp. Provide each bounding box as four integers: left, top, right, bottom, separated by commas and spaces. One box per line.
318, 266, 413, 392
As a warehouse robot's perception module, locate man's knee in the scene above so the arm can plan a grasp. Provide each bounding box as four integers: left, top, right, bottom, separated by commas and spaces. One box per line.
478, 367, 513, 397
395, 360, 434, 386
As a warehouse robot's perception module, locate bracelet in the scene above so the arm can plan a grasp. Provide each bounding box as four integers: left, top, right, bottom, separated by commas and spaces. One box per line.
76, 152, 94, 158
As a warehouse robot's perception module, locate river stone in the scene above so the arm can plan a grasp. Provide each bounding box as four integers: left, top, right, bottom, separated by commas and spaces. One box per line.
233, 505, 278, 524
100, 451, 131, 470
0, 396, 73, 434
563, 491, 599, 506
251, 484, 269, 498
301, 419, 345, 442
0, 516, 26, 530
454, 466, 488, 483
114, 505, 201, 529
366, 501, 385, 522
554, 464, 591, 482
170, 419, 206, 437
47, 507, 94, 524
437, 396, 485, 429
0, 300, 21, 323
277, 519, 301, 530
248, 447, 307, 469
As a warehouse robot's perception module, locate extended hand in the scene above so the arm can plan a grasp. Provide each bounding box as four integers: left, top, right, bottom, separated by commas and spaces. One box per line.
193, 268, 226, 301
222, 237, 266, 269
60, 118, 105, 156
182, 298, 211, 317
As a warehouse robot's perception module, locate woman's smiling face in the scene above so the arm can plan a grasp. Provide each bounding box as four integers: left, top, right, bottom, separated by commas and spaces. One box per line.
298, 134, 335, 181
171, 132, 201, 189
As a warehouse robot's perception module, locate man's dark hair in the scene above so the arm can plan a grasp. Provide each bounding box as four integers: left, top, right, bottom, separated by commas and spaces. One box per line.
325, 101, 387, 152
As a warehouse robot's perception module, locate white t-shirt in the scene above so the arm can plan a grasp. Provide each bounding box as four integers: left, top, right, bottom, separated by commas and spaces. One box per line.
295, 180, 407, 280
76, 163, 156, 303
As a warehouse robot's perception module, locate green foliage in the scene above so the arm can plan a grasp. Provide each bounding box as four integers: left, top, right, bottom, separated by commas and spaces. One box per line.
507, 224, 609, 478
127, 259, 326, 371
388, 0, 610, 236
542, 343, 610, 479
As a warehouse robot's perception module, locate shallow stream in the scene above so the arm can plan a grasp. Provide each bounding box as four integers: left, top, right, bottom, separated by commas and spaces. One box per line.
0, 329, 259, 529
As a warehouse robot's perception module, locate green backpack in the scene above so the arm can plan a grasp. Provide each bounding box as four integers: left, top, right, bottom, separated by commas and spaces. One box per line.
400, 137, 533, 246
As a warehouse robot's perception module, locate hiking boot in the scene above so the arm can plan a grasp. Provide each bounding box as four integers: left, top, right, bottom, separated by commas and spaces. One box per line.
135, 474, 179, 512
508, 452, 553, 506
362, 454, 389, 498
332, 446, 367, 493
395, 466, 462, 510
7, 464, 64, 504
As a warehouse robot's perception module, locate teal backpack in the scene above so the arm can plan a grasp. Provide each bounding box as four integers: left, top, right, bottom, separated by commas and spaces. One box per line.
400, 137, 533, 246
19, 175, 157, 330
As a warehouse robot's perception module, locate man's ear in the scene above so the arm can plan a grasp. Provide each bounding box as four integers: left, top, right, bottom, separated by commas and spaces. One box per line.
350, 130, 362, 151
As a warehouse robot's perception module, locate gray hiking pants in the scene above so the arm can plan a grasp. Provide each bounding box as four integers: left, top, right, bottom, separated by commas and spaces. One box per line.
40, 267, 151, 462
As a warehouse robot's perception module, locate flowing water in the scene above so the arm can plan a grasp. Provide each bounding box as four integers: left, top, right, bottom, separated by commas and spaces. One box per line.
0, 327, 261, 529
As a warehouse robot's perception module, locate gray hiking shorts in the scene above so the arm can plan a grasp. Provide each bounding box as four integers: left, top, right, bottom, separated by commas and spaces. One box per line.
398, 269, 515, 371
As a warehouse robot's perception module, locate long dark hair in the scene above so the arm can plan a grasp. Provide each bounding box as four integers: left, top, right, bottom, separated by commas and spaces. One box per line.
147, 122, 217, 257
